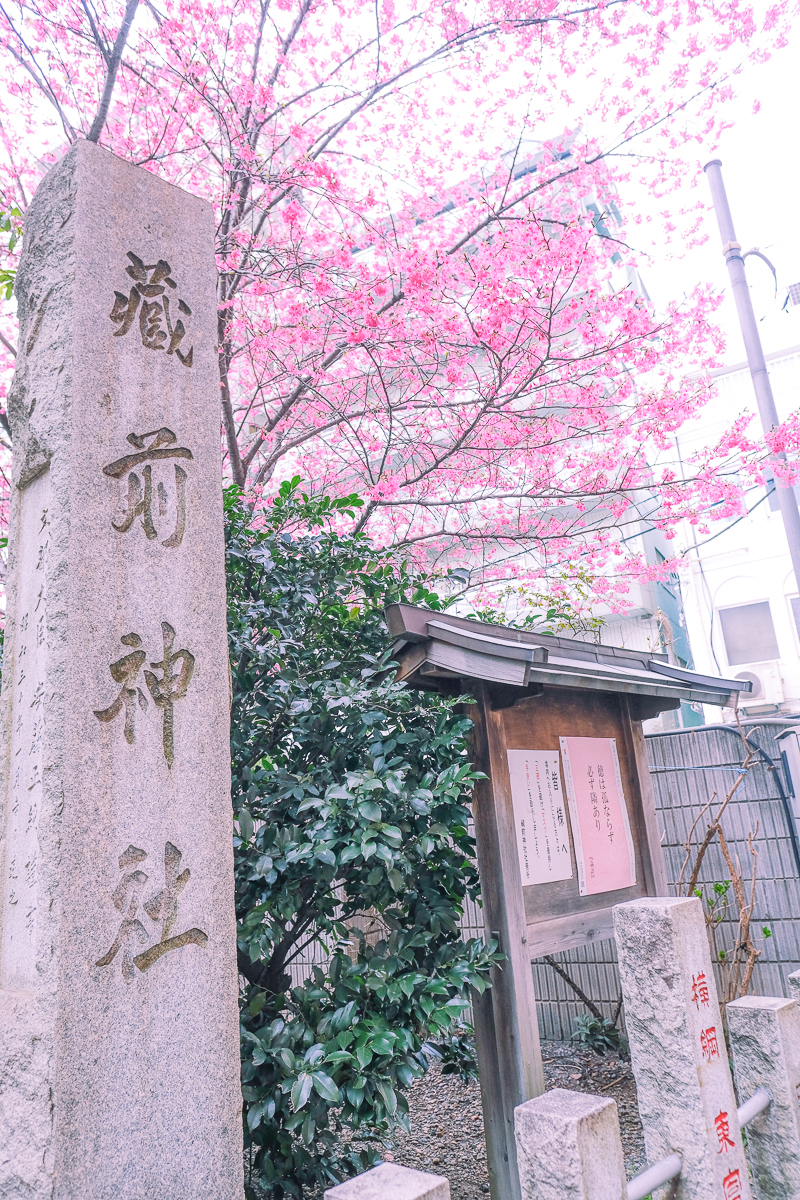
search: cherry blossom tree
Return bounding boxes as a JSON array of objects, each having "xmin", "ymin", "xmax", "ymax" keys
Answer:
[{"xmin": 0, "ymin": 0, "xmax": 792, "ymax": 594}]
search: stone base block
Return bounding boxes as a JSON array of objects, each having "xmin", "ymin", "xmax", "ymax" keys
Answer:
[
  {"xmin": 514, "ymin": 1088, "xmax": 626, "ymax": 1200},
  {"xmin": 324, "ymin": 1163, "xmax": 450, "ymax": 1200}
]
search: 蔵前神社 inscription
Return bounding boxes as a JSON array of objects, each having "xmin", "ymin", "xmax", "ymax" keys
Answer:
[
  {"xmin": 110, "ymin": 252, "xmax": 194, "ymax": 366},
  {"xmin": 94, "ymin": 621, "xmax": 195, "ymax": 766},
  {"xmin": 0, "ymin": 139, "xmax": 242, "ymax": 1200},
  {"xmin": 1, "ymin": 471, "xmax": 50, "ymax": 991},
  {"xmin": 103, "ymin": 427, "xmax": 193, "ymax": 547},
  {"xmin": 560, "ymin": 736, "xmax": 636, "ymax": 896},
  {"xmin": 507, "ymin": 749, "xmax": 572, "ymax": 887},
  {"xmin": 95, "ymin": 842, "xmax": 207, "ymax": 984}
]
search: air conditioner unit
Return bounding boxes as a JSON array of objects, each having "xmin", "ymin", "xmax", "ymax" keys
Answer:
[{"xmin": 733, "ymin": 662, "xmax": 784, "ymax": 707}]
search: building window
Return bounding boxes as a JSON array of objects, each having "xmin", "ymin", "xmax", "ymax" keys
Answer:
[
  {"xmin": 790, "ymin": 597, "xmax": 800, "ymax": 643},
  {"xmin": 718, "ymin": 601, "xmax": 779, "ymax": 666}
]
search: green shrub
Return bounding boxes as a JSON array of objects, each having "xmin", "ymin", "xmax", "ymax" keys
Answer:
[
  {"xmin": 227, "ymin": 481, "xmax": 498, "ymax": 1199},
  {"xmin": 570, "ymin": 1013, "xmax": 628, "ymax": 1058}
]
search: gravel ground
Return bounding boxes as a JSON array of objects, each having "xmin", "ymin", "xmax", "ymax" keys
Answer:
[{"xmin": 381, "ymin": 1043, "xmax": 646, "ymax": 1200}]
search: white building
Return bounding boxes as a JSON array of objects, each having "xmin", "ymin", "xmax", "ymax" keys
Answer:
[{"xmin": 675, "ymin": 325, "xmax": 800, "ymax": 721}]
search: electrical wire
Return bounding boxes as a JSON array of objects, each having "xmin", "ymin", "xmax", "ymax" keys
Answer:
[{"xmin": 679, "ymin": 489, "xmax": 772, "ymax": 557}]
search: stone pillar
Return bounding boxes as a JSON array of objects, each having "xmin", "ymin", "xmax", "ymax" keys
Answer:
[
  {"xmin": 613, "ymin": 897, "xmax": 752, "ymax": 1200},
  {"xmin": 324, "ymin": 1163, "xmax": 450, "ymax": 1200},
  {"xmin": 728, "ymin": 996, "xmax": 800, "ymax": 1198},
  {"xmin": 0, "ymin": 141, "xmax": 243, "ymax": 1200},
  {"xmin": 514, "ymin": 1089, "xmax": 626, "ymax": 1200}
]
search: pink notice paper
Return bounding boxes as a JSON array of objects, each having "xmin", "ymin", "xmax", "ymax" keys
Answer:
[{"xmin": 558, "ymin": 736, "xmax": 636, "ymax": 896}]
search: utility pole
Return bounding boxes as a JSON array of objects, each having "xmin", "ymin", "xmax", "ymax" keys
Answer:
[{"xmin": 704, "ymin": 159, "xmax": 800, "ymax": 590}]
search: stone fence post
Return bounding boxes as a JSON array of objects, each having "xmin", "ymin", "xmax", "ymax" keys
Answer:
[
  {"xmin": 514, "ymin": 1088, "xmax": 626, "ymax": 1200},
  {"xmin": 325, "ymin": 1163, "xmax": 449, "ymax": 1200},
  {"xmin": 613, "ymin": 896, "xmax": 752, "ymax": 1200},
  {"xmin": 728, "ymin": 995, "xmax": 800, "ymax": 1198}
]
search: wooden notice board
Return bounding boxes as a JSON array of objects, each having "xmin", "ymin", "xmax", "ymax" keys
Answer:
[
  {"xmin": 385, "ymin": 602, "xmax": 744, "ymax": 1200},
  {"xmin": 489, "ymin": 685, "xmax": 667, "ymax": 959}
]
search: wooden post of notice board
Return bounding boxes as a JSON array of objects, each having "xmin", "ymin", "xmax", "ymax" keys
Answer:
[{"xmin": 469, "ymin": 683, "xmax": 544, "ymax": 1200}]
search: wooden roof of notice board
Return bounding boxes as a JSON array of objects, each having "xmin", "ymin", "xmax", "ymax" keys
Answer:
[{"xmin": 385, "ymin": 603, "xmax": 750, "ymax": 711}]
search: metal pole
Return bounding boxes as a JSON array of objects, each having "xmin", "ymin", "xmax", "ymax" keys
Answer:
[
  {"xmin": 626, "ymin": 1090, "xmax": 771, "ymax": 1200},
  {"xmin": 704, "ymin": 159, "xmax": 800, "ymax": 590}
]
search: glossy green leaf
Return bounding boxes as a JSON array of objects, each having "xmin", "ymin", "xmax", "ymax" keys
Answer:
[{"xmin": 291, "ymin": 1073, "xmax": 314, "ymax": 1111}]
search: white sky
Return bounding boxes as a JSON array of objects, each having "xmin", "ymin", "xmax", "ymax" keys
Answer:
[{"xmin": 623, "ymin": 44, "xmax": 800, "ymax": 364}]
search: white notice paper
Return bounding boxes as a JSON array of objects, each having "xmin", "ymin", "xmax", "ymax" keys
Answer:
[{"xmin": 507, "ymin": 749, "xmax": 573, "ymax": 887}]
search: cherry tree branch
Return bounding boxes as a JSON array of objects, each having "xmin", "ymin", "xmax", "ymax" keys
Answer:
[
  {"xmin": 0, "ymin": 11, "xmax": 78, "ymax": 142},
  {"xmin": 86, "ymin": 0, "xmax": 141, "ymax": 142}
]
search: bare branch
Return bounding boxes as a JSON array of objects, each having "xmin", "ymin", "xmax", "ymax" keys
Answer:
[
  {"xmin": 0, "ymin": 14, "xmax": 78, "ymax": 143},
  {"xmin": 87, "ymin": 0, "xmax": 141, "ymax": 143},
  {"xmin": 543, "ymin": 954, "xmax": 605, "ymax": 1021}
]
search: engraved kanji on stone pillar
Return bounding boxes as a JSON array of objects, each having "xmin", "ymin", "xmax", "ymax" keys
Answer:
[
  {"xmin": 93, "ymin": 622, "xmax": 195, "ymax": 765},
  {"xmin": 110, "ymin": 252, "xmax": 194, "ymax": 365},
  {"xmin": 0, "ymin": 140, "xmax": 242, "ymax": 1200},
  {"xmin": 95, "ymin": 842, "xmax": 208, "ymax": 982},
  {"xmin": 102, "ymin": 427, "xmax": 193, "ymax": 547}
]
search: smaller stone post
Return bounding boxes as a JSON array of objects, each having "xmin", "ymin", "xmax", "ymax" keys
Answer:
[
  {"xmin": 728, "ymin": 995, "xmax": 800, "ymax": 1198},
  {"xmin": 613, "ymin": 896, "xmax": 752, "ymax": 1200},
  {"xmin": 514, "ymin": 1089, "xmax": 626, "ymax": 1200},
  {"xmin": 324, "ymin": 1164, "xmax": 449, "ymax": 1200},
  {"xmin": 788, "ymin": 969, "xmax": 800, "ymax": 1003}
]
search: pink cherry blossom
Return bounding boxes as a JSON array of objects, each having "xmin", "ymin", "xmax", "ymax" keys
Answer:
[{"xmin": 0, "ymin": 0, "xmax": 795, "ymax": 605}]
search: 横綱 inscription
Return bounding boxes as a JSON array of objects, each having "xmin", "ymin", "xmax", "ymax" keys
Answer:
[
  {"xmin": 103, "ymin": 427, "xmax": 193, "ymax": 547},
  {"xmin": 95, "ymin": 841, "xmax": 207, "ymax": 984},
  {"xmin": 110, "ymin": 252, "xmax": 194, "ymax": 366},
  {"xmin": 94, "ymin": 622, "xmax": 195, "ymax": 765}
]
